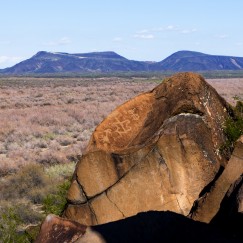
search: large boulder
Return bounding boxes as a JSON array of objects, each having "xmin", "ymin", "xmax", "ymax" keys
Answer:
[{"xmin": 64, "ymin": 72, "xmax": 231, "ymax": 225}]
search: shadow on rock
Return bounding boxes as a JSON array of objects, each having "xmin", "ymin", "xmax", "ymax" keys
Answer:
[{"xmin": 89, "ymin": 211, "xmax": 242, "ymax": 243}]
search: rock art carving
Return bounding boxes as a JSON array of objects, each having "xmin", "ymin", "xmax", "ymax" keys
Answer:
[{"xmin": 92, "ymin": 93, "xmax": 154, "ymax": 152}]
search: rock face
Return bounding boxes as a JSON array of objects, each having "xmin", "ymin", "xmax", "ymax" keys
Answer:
[
  {"xmin": 190, "ymin": 136, "xmax": 243, "ymax": 223},
  {"xmin": 63, "ymin": 72, "xmax": 231, "ymax": 226}
]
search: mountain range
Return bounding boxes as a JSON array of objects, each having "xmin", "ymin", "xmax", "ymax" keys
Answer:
[{"xmin": 1, "ymin": 50, "xmax": 243, "ymax": 74}]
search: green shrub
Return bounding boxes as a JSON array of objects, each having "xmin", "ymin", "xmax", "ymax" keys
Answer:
[
  {"xmin": 25, "ymin": 225, "xmax": 40, "ymax": 243},
  {"xmin": 224, "ymin": 117, "xmax": 243, "ymax": 145},
  {"xmin": 235, "ymin": 100, "xmax": 243, "ymax": 118},
  {"xmin": 0, "ymin": 207, "xmax": 31, "ymax": 243},
  {"xmin": 0, "ymin": 162, "xmax": 74, "ymax": 241},
  {"xmin": 42, "ymin": 180, "xmax": 71, "ymax": 215},
  {"xmin": 221, "ymin": 102, "xmax": 243, "ymax": 157}
]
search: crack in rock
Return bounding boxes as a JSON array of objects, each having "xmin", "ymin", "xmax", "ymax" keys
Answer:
[
  {"xmin": 88, "ymin": 202, "xmax": 98, "ymax": 224},
  {"xmin": 105, "ymin": 191, "xmax": 126, "ymax": 218}
]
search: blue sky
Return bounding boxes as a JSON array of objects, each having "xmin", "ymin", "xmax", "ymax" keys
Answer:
[{"xmin": 1, "ymin": 0, "xmax": 243, "ymax": 68}]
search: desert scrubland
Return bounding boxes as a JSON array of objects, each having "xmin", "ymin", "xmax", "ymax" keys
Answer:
[
  {"xmin": 0, "ymin": 77, "xmax": 242, "ymax": 175},
  {"xmin": 0, "ymin": 76, "xmax": 242, "ymax": 240},
  {"xmin": 0, "ymin": 77, "xmax": 159, "ymax": 175}
]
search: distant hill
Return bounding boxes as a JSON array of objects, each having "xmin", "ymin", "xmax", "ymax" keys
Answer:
[
  {"xmin": 152, "ymin": 51, "xmax": 243, "ymax": 71},
  {"xmin": 1, "ymin": 50, "xmax": 243, "ymax": 74},
  {"xmin": 0, "ymin": 51, "xmax": 149, "ymax": 74}
]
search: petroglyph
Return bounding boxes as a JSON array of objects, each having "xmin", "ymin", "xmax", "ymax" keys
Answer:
[
  {"xmin": 97, "ymin": 128, "xmax": 112, "ymax": 148},
  {"xmin": 112, "ymin": 117, "xmax": 132, "ymax": 134},
  {"xmin": 128, "ymin": 108, "xmax": 140, "ymax": 121},
  {"xmin": 94, "ymin": 93, "xmax": 154, "ymax": 152}
]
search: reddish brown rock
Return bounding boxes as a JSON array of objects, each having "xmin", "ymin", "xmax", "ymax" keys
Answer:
[
  {"xmin": 64, "ymin": 72, "xmax": 231, "ymax": 225},
  {"xmin": 34, "ymin": 214, "xmax": 87, "ymax": 243}
]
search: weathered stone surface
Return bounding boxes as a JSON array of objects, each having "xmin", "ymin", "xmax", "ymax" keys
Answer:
[
  {"xmin": 76, "ymin": 151, "xmax": 119, "ymax": 198},
  {"xmin": 67, "ymin": 179, "xmax": 87, "ymax": 204},
  {"xmin": 157, "ymin": 114, "xmax": 221, "ymax": 214},
  {"xmin": 64, "ymin": 72, "xmax": 231, "ymax": 225},
  {"xmin": 64, "ymin": 204, "xmax": 97, "ymax": 225},
  {"xmin": 34, "ymin": 214, "xmax": 87, "ymax": 243},
  {"xmin": 190, "ymin": 136, "xmax": 243, "ymax": 223},
  {"xmin": 90, "ymin": 192, "xmax": 125, "ymax": 224}
]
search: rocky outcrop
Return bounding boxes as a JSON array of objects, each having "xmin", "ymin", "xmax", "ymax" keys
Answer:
[{"xmin": 63, "ymin": 72, "xmax": 231, "ymax": 225}]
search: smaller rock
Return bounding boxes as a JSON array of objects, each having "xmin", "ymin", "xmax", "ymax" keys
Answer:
[{"xmin": 34, "ymin": 214, "xmax": 87, "ymax": 243}]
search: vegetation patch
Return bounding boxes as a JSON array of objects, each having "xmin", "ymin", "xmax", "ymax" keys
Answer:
[
  {"xmin": 221, "ymin": 101, "xmax": 243, "ymax": 157},
  {"xmin": 0, "ymin": 205, "xmax": 32, "ymax": 242},
  {"xmin": 0, "ymin": 162, "xmax": 75, "ymax": 242},
  {"xmin": 43, "ymin": 180, "xmax": 71, "ymax": 215},
  {"xmin": 0, "ymin": 77, "xmax": 157, "ymax": 175}
]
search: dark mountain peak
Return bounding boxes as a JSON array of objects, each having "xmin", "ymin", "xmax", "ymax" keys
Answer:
[
  {"xmin": 32, "ymin": 51, "xmax": 53, "ymax": 58},
  {"xmin": 153, "ymin": 50, "xmax": 243, "ymax": 71},
  {"xmin": 34, "ymin": 51, "xmax": 49, "ymax": 56}
]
